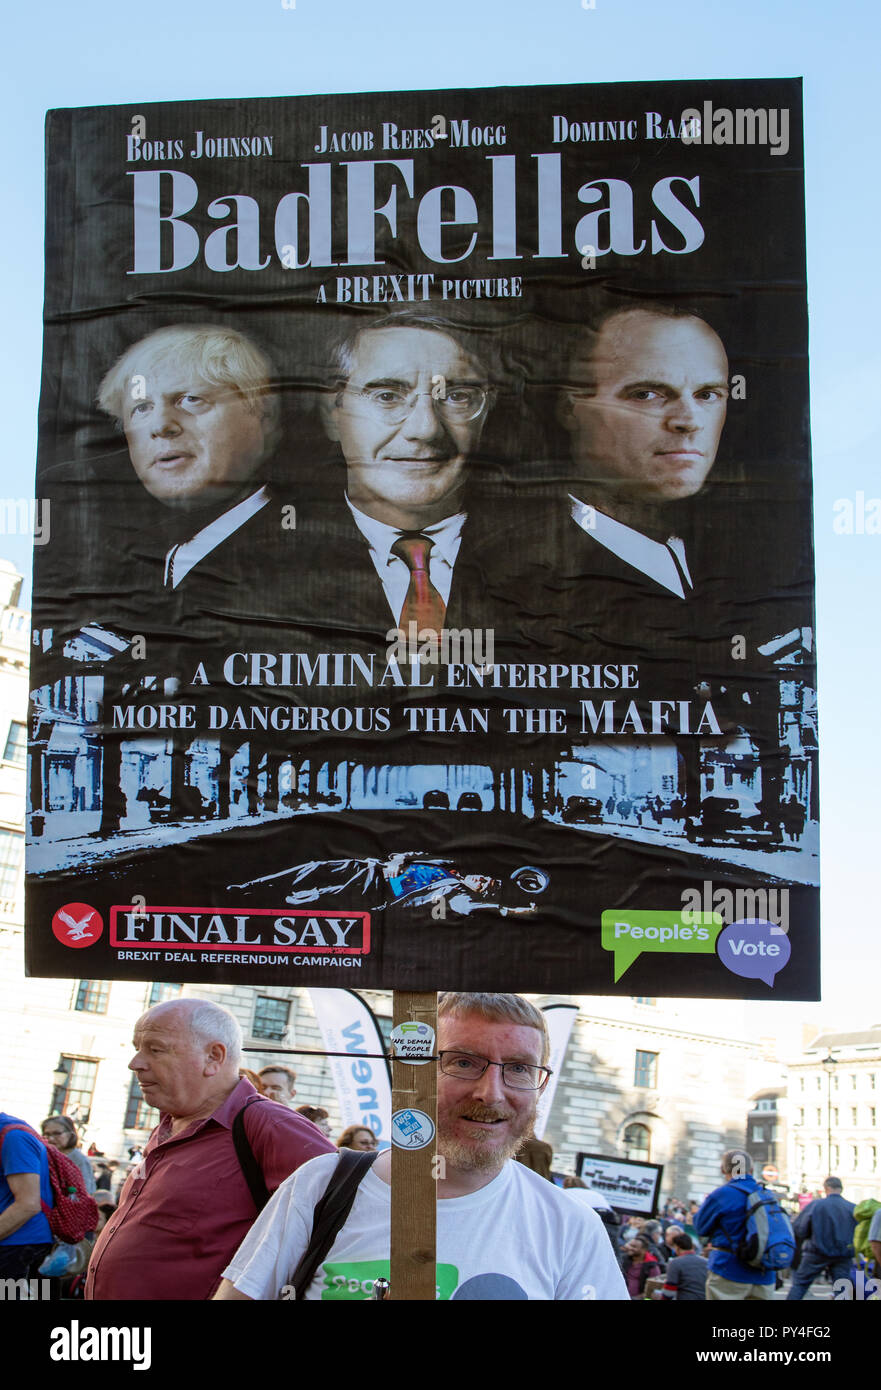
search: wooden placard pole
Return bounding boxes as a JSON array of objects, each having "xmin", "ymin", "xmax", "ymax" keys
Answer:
[{"xmin": 389, "ymin": 990, "xmax": 438, "ymax": 1300}]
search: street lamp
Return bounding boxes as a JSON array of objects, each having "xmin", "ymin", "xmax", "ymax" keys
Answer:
[
  {"xmin": 821, "ymin": 1053, "xmax": 838, "ymax": 1176},
  {"xmin": 51, "ymin": 1058, "xmax": 71, "ymax": 1115}
]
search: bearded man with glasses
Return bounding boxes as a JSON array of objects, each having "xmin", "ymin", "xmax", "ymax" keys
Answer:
[{"xmin": 215, "ymin": 993, "xmax": 628, "ymax": 1301}]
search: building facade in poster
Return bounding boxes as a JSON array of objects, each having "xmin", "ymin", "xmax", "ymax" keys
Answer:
[{"xmin": 27, "ymin": 79, "xmax": 818, "ymax": 997}]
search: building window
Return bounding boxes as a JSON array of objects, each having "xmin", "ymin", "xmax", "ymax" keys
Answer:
[
  {"xmin": 831, "ymin": 1107, "xmax": 839, "ymax": 1126},
  {"xmin": 147, "ymin": 982, "xmax": 183, "ymax": 1007},
  {"xmin": 816, "ymin": 1075, "xmax": 822, "ymax": 1091},
  {"xmin": 870, "ymin": 1108, "xmax": 877, "ymax": 1128},
  {"xmin": 870, "ymin": 1147, "xmax": 877, "ymax": 1173},
  {"xmin": 252, "ymin": 996, "xmax": 290, "ymax": 1041},
  {"xmin": 73, "ymin": 980, "xmax": 110, "ymax": 1014},
  {"xmin": 3, "ymin": 721, "xmax": 26, "ymax": 766},
  {"xmin": 51, "ymin": 1056, "xmax": 98, "ymax": 1123},
  {"xmin": 634, "ymin": 1051, "xmax": 658, "ymax": 1088},
  {"xmin": 124, "ymin": 1072, "xmax": 159, "ymax": 1130},
  {"xmin": 0, "ymin": 830, "xmax": 23, "ymax": 898},
  {"xmin": 870, "ymin": 1074, "xmax": 877, "ymax": 1091},
  {"xmin": 623, "ymin": 1123, "xmax": 651, "ymax": 1161},
  {"xmin": 851, "ymin": 1107, "xmax": 858, "ymax": 1125},
  {"xmin": 851, "ymin": 1074, "xmax": 858, "ymax": 1089},
  {"xmin": 753, "ymin": 1125, "xmax": 764, "ymax": 1143},
  {"xmin": 816, "ymin": 1109, "xmax": 823, "ymax": 1125},
  {"xmin": 831, "ymin": 1143, "xmax": 840, "ymax": 1168},
  {"xmin": 833, "ymin": 1074, "xmax": 840, "ymax": 1091},
  {"xmin": 798, "ymin": 1108, "xmax": 805, "ymax": 1125},
  {"xmin": 799, "ymin": 1076, "xmax": 805, "ymax": 1092},
  {"xmin": 850, "ymin": 1145, "xmax": 859, "ymax": 1170}
]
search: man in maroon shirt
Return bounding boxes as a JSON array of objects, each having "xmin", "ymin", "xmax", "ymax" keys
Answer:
[{"xmin": 86, "ymin": 998, "xmax": 333, "ymax": 1300}]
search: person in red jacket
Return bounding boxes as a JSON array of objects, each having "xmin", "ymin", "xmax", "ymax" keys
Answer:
[
  {"xmin": 619, "ymin": 1234, "xmax": 661, "ymax": 1299},
  {"xmin": 85, "ymin": 998, "xmax": 333, "ymax": 1300}
]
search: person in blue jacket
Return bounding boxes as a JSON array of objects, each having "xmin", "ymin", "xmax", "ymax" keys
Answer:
[
  {"xmin": 694, "ymin": 1149, "xmax": 775, "ymax": 1300},
  {"xmin": 787, "ymin": 1176, "xmax": 856, "ymax": 1300},
  {"xmin": 0, "ymin": 1111, "xmax": 53, "ymax": 1284}
]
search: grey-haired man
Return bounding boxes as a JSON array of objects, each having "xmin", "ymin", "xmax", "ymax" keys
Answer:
[{"xmin": 86, "ymin": 998, "xmax": 333, "ymax": 1300}]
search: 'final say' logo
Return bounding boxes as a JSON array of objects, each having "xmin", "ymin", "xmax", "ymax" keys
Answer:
[{"xmin": 52, "ymin": 903, "xmax": 103, "ymax": 948}]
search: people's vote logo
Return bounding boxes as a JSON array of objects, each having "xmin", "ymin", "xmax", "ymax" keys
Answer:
[
  {"xmin": 717, "ymin": 918, "xmax": 791, "ymax": 987},
  {"xmin": 52, "ymin": 902, "xmax": 103, "ymax": 948}
]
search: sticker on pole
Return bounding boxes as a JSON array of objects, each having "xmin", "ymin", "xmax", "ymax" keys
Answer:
[
  {"xmin": 390, "ymin": 1021, "xmax": 435, "ymax": 1064},
  {"xmin": 391, "ymin": 1108, "xmax": 435, "ymax": 1149}
]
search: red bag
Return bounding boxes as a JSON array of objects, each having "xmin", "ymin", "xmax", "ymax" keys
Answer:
[{"xmin": 0, "ymin": 1123, "xmax": 99, "ymax": 1242}]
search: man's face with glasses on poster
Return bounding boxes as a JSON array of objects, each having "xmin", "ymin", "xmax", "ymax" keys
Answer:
[
  {"xmin": 322, "ymin": 324, "xmax": 491, "ymax": 532},
  {"xmin": 435, "ymin": 1011, "xmax": 551, "ymax": 1176}
]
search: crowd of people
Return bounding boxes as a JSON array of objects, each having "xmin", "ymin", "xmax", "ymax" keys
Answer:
[
  {"xmin": 545, "ymin": 1154, "xmax": 877, "ymax": 1302},
  {"xmin": 2, "ymin": 998, "xmax": 877, "ymax": 1301}
]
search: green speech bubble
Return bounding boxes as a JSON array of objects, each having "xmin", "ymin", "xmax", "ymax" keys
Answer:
[{"xmin": 602, "ymin": 910, "xmax": 724, "ymax": 982}]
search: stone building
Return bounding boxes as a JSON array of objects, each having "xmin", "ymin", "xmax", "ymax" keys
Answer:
[
  {"xmin": 745, "ymin": 1084, "xmax": 788, "ymax": 1184},
  {"xmin": 787, "ymin": 1026, "xmax": 881, "ymax": 1204},
  {"xmin": 539, "ymin": 994, "xmax": 760, "ymax": 1202}
]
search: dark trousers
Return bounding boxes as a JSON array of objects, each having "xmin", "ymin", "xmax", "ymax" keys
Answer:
[
  {"xmin": 0, "ymin": 1241, "xmax": 53, "ymax": 1289},
  {"xmin": 786, "ymin": 1249, "xmax": 853, "ymax": 1300}
]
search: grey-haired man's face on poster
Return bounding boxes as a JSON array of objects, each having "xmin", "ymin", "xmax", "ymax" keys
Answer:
[{"xmin": 323, "ymin": 326, "xmax": 489, "ymax": 529}]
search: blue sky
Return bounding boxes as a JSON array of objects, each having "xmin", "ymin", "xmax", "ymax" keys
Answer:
[{"xmin": 2, "ymin": 0, "xmax": 878, "ymax": 1035}]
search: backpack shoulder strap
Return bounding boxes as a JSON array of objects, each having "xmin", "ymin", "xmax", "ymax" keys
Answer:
[
  {"xmin": 0, "ymin": 1121, "xmax": 39, "ymax": 1154},
  {"xmin": 0, "ymin": 1121, "xmax": 48, "ymax": 1184},
  {"xmin": 291, "ymin": 1149, "xmax": 378, "ymax": 1300},
  {"xmin": 232, "ymin": 1095, "xmax": 271, "ymax": 1213}
]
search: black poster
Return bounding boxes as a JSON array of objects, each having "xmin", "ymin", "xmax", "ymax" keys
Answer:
[{"xmin": 26, "ymin": 79, "xmax": 818, "ymax": 997}]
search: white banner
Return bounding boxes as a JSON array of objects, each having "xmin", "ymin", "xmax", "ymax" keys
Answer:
[
  {"xmin": 308, "ymin": 988, "xmax": 392, "ymax": 1147},
  {"xmin": 535, "ymin": 1003, "xmax": 578, "ymax": 1140}
]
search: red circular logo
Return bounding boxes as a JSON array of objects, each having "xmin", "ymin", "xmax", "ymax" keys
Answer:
[{"xmin": 52, "ymin": 902, "xmax": 103, "ymax": 948}]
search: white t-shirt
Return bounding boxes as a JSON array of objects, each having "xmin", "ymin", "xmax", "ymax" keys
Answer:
[{"xmin": 224, "ymin": 1152, "xmax": 629, "ymax": 1301}]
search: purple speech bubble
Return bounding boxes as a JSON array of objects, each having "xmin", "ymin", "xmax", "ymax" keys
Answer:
[{"xmin": 717, "ymin": 918, "xmax": 791, "ymax": 988}]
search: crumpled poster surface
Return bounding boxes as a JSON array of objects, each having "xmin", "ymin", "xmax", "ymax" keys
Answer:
[{"xmin": 26, "ymin": 78, "xmax": 818, "ymax": 997}]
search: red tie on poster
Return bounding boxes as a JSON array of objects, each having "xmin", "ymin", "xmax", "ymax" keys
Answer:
[{"xmin": 391, "ymin": 534, "xmax": 447, "ymax": 630}]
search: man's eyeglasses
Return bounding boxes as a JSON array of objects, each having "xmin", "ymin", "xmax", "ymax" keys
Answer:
[
  {"xmin": 437, "ymin": 1051, "xmax": 551, "ymax": 1091},
  {"xmin": 349, "ymin": 383, "xmax": 488, "ymax": 425}
]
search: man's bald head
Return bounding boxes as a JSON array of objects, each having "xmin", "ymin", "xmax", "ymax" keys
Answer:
[
  {"xmin": 130, "ymin": 998, "xmax": 243, "ymax": 1127},
  {"xmin": 136, "ymin": 998, "xmax": 243, "ymax": 1065}
]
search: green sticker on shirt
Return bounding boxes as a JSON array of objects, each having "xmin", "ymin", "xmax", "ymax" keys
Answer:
[{"xmin": 321, "ymin": 1260, "xmax": 460, "ymax": 1300}]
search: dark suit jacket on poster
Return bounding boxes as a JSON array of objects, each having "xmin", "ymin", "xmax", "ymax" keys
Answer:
[
  {"xmin": 266, "ymin": 489, "xmax": 546, "ymax": 657},
  {"xmin": 507, "ymin": 497, "xmax": 704, "ymax": 699}
]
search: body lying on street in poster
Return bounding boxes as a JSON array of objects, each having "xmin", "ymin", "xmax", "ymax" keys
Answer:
[{"xmin": 27, "ymin": 78, "xmax": 819, "ymax": 997}]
